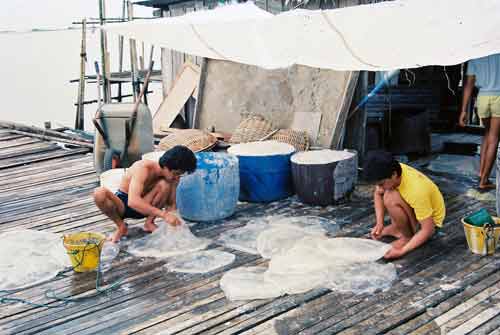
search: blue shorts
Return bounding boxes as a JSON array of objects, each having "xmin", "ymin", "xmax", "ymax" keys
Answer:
[{"xmin": 115, "ymin": 190, "xmax": 146, "ymax": 219}]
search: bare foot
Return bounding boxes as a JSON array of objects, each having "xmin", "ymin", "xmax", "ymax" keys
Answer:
[
  {"xmin": 478, "ymin": 182, "xmax": 495, "ymax": 190},
  {"xmin": 378, "ymin": 224, "xmax": 404, "ymax": 239},
  {"xmin": 391, "ymin": 237, "xmax": 410, "ymax": 249},
  {"xmin": 108, "ymin": 224, "xmax": 128, "ymax": 243},
  {"xmin": 143, "ymin": 220, "xmax": 158, "ymax": 233}
]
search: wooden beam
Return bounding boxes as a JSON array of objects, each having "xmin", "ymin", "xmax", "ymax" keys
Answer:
[
  {"xmin": 75, "ymin": 18, "xmax": 87, "ymax": 130},
  {"xmin": 0, "ymin": 121, "xmax": 93, "ymax": 143}
]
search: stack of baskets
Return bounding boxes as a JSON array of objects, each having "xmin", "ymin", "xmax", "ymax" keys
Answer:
[
  {"xmin": 158, "ymin": 129, "xmax": 217, "ymax": 153},
  {"xmin": 270, "ymin": 129, "xmax": 309, "ymax": 152},
  {"xmin": 230, "ymin": 115, "xmax": 309, "ymax": 151},
  {"xmin": 229, "ymin": 115, "xmax": 275, "ymax": 144}
]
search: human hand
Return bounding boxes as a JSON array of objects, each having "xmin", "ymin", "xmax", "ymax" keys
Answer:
[
  {"xmin": 458, "ymin": 111, "xmax": 466, "ymax": 127},
  {"xmin": 162, "ymin": 211, "xmax": 181, "ymax": 226},
  {"xmin": 384, "ymin": 246, "xmax": 405, "ymax": 260},
  {"xmin": 371, "ymin": 224, "xmax": 384, "ymax": 240}
]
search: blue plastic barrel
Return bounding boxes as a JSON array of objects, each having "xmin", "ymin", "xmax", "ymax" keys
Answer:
[
  {"xmin": 228, "ymin": 141, "xmax": 295, "ymax": 202},
  {"xmin": 177, "ymin": 152, "xmax": 239, "ymax": 221}
]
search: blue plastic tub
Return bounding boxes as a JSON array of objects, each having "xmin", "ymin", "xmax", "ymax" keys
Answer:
[
  {"xmin": 177, "ymin": 152, "xmax": 239, "ymax": 221},
  {"xmin": 228, "ymin": 141, "xmax": 295, "ymax": 202}
]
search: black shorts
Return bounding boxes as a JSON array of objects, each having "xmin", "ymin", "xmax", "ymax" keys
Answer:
[{"xmin": 115, "ymin": 190, "xmax": 146, "ymax": 219}]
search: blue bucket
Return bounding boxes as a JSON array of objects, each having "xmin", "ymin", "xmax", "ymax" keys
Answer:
[
  {"xmin": 228, "ymin": 141, "xmax": 295, "ymax": 202},
  {"xmin": 177, "ymin": 152, "xmax": 239, "ymax": 221}
]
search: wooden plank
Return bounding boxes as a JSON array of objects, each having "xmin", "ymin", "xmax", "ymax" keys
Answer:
[
  {"xmin": 0, "ymin": 143, "xmax": 58, "ymax": 160},
  {"xmin": 330, "ymin": 71, "xmax": 359, "ymax": 149},
  {"xmin": 0, "ymin": 210, "xmax": 270, "ymax": 330},
  {"xmin": 154, "ymin": 199, "xmax": 480, "ymax": 335},
  {"xmin": 0, "ymin": 175, "xmax": 98, "ymax": 205},
  {"xmin": 0, "ymin": 166, "xmax": 95, "ymax": 192},
  {"xmin": 192, "ymin": 58, "xmax": 207, "ymax": 129},
  {"xmin": 0, "ymin": 200, "xmax": 95, "ymax": 226},
  {"xmin": 0, "ymin": 155, "xmax": 91, "ymax": 180},
  {"xmin": 0, "ymin": 147, "xmax": 89, "ymax": 170},
  {"xmin": 0, "ymin": 185, "xmax": 93, "ymax": 215},
  {"xmin": 0, "ymin": 121, "xmax": 92, "ymax": 144},
  {"xmin": 0, "ymin": 254, "xmax": 166, "ymax": 323},
  {"xmin": 0, "ymin": 175, "xmax": 95, "ymax": 206},
  {"xmin": 248, "ymin": 199, "xmax": 482, "ymax": 335},
  {"xmin": 8, "ymin": 253, "xmax": 260, "ymax": 335},
  {"xmin": 0, "ymin": 184, "xmax": 96, "ymax": 216},
  {"xmin": 331, "ymin": 257, "xmax": 500, "ymax": 335},
  {"xmin": 153, "ymin": 62, "xmax": 200, "ymax": 133},
  {"xmin": 0, "ymin": 130, "xmax": 497, "ymax": 335},
  {"xmin": 465, "ymin": 314, "xmax": 500, "ymax": 335},
  {"xmin": 437, "ymin": 290, "xmax": 500, "ymax": 335},
  {"xmin": 6, "ymin": 129, "xmax": 93, "ymax": 149},
  {"xmin": 0, "ymin": 134, "xmax": 26, "ymax": 141},
  {"xmin": 445, "ymin": 301, "xmax": 500, "ymax": 335},
  {"xmin": 0, "ymin": 137, "xmax": 40, "ymax": 150},
  {"xmin": 402, "ymin": 276, "xmax": 500, "ymax": 334},
  {"xmin": 211, "ymin": 242, "xmax": 481, "ymax": 335},
  {"xmin": 59, "ymin": 259, "xmax": 262, "ymax": 335},
  {"xmin": 387, "ymin": 270, "xmax": 500, "ymax": 334},
  {"xmin": 0, "ymin": 165, "xmax": 94, "ymax": 192}
]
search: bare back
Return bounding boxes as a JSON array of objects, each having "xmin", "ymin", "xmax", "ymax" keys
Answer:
[{"xmin": 119, "ymin": 160, "xmax": 166, "ymax": 196}]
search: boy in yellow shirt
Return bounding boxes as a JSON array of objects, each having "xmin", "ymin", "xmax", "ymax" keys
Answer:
[{"xmin": 363, "ymin": 151, "xmax": 446, "ymax": 259}]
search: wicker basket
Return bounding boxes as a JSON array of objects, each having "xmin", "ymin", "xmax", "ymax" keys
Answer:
[
  {"xmin": 229, "ymin": 115, "xmax": 275, "ymax": 144},
  {"xmin": 158, "ymin": 129, "xmax": 217, "ymax": 152},
  {"xmin": 270, "ymin": 129, "xmax": 310, "ymax": 151}
]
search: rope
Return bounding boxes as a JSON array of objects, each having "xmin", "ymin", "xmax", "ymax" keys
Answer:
[
  {"xmin": 184, "ymin": 19, "xmax": 228, "ymax": 61},
  {"xmin": 320, "ymin": 11, "xmax": 381, "ymax": 69},
  {"xmin": 0, "ymin": 239, "xmax": 123, "ymax": 309},
  {"xmin": 443, "ymin": 66, "xmax": 456, "ymax": 96}
]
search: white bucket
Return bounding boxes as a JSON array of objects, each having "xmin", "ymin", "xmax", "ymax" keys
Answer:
[{"xmin": 100, "ymin": 168, "xmax": 126, "ymax": 193}]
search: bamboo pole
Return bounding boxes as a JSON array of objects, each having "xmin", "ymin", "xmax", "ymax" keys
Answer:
[
  {"xmin": 7, "ymin": 130, "xmax": 93, "ymax": 149},
  {"xmin": 140, "ymin": 42, "xmax": 145, "ymax": 70},
  {"xmin": 117, "ymin": 0, "xmax": 126, "ymax": 102},
  {"xmin": 0, "ymin": 121, "xmax": 93, "ymax": 143},
  {"xmin": 127, "ymin": 1, "xmax": 139, "ymax": 101},
  {"xmin": 75, "ymin": 18, "xmax": 87, "ymax": 130},
  {"xmin": 149, "ymin": 45, "xmax": 155, "ymax": 68},
  {"xmin": 143, "ymin": 45, "xmax": 155, "ymax": 105},
  {"xmin": 99, "ymin": 0, "xmax": 111, "ymax": 102}
]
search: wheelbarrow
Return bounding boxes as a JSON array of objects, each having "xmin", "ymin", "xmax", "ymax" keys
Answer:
[{"xmin": 93, "ymin": 62, "xmax": 154, "ymax": 175}]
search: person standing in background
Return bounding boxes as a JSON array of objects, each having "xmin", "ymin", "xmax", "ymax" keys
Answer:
[{"xmin": 459, "ymin": 53, "xmax": 500, "ymax": 190}]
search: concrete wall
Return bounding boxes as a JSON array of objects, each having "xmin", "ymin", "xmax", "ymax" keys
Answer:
[{"xmin": 197, "ymin": 59, "xmax": 355, "ymax": 147}]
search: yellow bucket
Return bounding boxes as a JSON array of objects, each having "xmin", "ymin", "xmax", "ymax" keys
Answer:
[
  {"xmin": 462, "ymin": 217, "xmax": 500, "ymax": 256},
  {"xmin": 63, "ymin": 232, "xmax": 106, "ymax": 272}
]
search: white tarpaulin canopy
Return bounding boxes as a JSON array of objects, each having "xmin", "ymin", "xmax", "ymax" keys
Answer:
[{"xmin": 104, "ymin": 0, "xmax": 500, "ymax": 71}]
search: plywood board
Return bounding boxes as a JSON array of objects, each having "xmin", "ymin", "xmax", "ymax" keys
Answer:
[
  {"xmin": 153, "ymin": 62, "xmax": 200, "ymax": 133},
  {"xmin": 195, "ymin": 59, "xmax": 357, "ymax": 148}
]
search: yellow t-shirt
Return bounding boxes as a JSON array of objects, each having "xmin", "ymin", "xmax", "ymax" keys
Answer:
[{"xmin": 397, "ymin": 164, "xmax": 446, "ymax": 227}]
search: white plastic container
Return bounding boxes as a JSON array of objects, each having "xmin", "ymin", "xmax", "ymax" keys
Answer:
[{"xmin": 99, "ymin": 168, "xmax": 126, "ymax": 193}]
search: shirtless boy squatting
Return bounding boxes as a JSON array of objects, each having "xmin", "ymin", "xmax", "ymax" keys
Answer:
[{"xmin": 93, "ymin": 145, "xmax": 197, "ymax": 243}]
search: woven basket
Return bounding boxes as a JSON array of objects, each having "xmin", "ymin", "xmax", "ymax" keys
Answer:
[
  {"xmin": 270, "ymin": 129, "xmax": 310, "ymax": 151},
  {"xmin": 229, "ymin": 115, "xmax": 275, "ymax": 144},
  {"xmin": 158, "ymin": 129, "xmax": 217, "ymax": 152}
]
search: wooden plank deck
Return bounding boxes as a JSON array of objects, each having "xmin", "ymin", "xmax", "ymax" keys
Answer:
[{"xmin": 0, "ymin": 130, "xmax": 499, "ymax": 335}]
